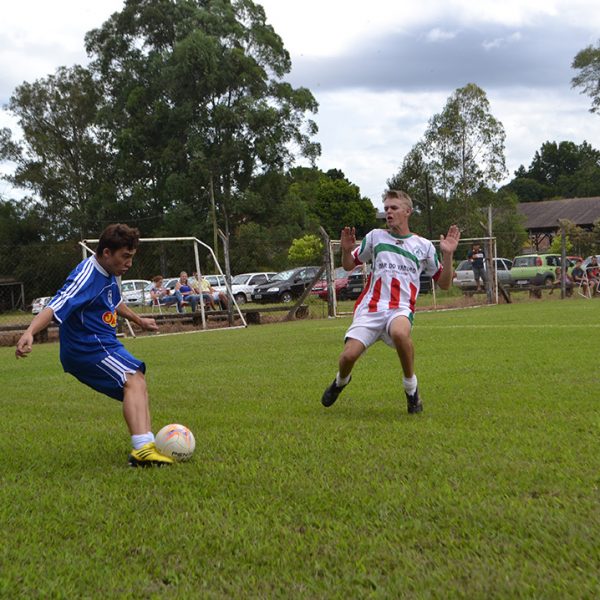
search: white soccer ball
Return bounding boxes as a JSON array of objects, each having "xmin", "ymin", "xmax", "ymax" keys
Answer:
[{"xmin": 155, "ymin": 424, "xmax": 196, "ymax": 462}]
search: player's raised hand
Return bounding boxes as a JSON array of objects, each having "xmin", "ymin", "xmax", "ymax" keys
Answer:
[
  {"xmin": 340, "ymin": 227, "xmax": 356, "ymax": 252},
  {"xmin": 439, "ymin": 224, "xmax": 461, "ymax": 255}
]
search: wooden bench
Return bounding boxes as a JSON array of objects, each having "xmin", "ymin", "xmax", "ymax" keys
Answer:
[
  {"xmin": 500, "ymin": 283, "xmax": 574, "ymax": 302},
  {"xmin": 137, "ymin": 304, "xmax": 309, "ymax": 326}
]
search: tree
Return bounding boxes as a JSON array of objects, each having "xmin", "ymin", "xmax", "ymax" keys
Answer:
[
  {"xmin": 1, "ymin": 66, "xmax": 113, "ymax": 240},
  {"xmin": 284, "ymin": 167, "xmax": 376, "ymax": 238},
  {"xmin": 84, "ymin": 0, "xmax": 320, "ymax": 238},
  {"xmin": 288, "ymin": 234, "xmax": 322, "ymax": 266},
  {"xmin": 422, "ymin": 83, "xmax": 507, "ymax": 214},
  {"xmin": 387, "ymin": 84, "xmax": 507, "ymax": 238},
  {"xmin": 572, "ymin": 40, "xmax": 600, "ymax": 114},
  {"xmin": 503, "ymin": 140, "xmax": 600, "ymax": 201}
]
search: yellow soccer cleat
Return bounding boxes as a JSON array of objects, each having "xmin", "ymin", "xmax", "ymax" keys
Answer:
[{"xmin": 128, "ymin": 442, "xmax": 174, "ymax": 468}]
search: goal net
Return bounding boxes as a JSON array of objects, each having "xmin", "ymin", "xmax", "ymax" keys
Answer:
[
  {"xmin": 328, "ymin": 235, "xmax": 499, "ymax": 317},
  {"xmin": 80, "ymin": 236, "xmax": 247, "ymax": 336}
]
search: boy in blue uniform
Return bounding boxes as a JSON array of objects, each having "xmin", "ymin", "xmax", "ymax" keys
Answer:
[{"xmin": 16, "ymin": 224, "xmax": 173, "ymax": 467}]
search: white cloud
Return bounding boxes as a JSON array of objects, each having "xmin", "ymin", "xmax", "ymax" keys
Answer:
[
  {"xmin": 425, "ymin": 28, "xmax": 457, "ymax": 42},
  {"xmin": 1, "ymin": 0, "xmax": 600, "ymax": 211},
  {"xmin": 482, "ymin": 32, "xmax": 522, "ymax": 51}
]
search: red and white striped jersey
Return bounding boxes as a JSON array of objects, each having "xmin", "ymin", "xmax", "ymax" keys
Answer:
[{"xmin": 352, "ymin": 229, "xmax": 442, "ymax": 316}]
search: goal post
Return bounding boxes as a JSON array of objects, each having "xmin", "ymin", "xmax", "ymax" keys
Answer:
[
  {"xmin": 80, "ymin": 236, "xmax": 247, "ymax": 335},
  {"xmin": 327, "ymin": 234, "xmax": 499, "ymax": 317}
]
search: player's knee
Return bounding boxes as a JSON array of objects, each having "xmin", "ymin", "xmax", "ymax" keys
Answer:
[
  {"xmin": 124, "ymin": 370, "xmax": 147, "ymax": 392},
  {"xmin": 340, "ymin": 346, "xmax": 360, "ymax": 365},
  {"xmin": 390, "ymin": 328, "xmax": 411, "ymax": 347}
]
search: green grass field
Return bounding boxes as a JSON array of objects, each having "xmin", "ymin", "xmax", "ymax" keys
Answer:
[{"xmin": 2, "ymin": 298, "xmax": 600, "ymax": 597}]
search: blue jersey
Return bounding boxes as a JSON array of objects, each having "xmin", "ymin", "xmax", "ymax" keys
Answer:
[{"xmin": 49, "ymin": 256, "xmax": 123, "ymax": 362}]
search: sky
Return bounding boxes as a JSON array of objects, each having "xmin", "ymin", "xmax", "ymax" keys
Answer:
[{"xmin": 1, "ymin": 0, "xmax": 600, "ymax": 208}]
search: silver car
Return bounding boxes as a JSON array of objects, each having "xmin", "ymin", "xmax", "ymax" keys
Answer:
[{"xmin": 453, "ymin": 258, "xmax": 513, "ymax": 290}]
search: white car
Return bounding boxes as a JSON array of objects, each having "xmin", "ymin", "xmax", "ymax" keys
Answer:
[
  {"xmin": 31, "ymin": 296, "xmax": 52, "ymax": 314},
  {"xmin": 215, "ymin": 272, "xmax": 276, "ymax": 304},
  {"xmin": 120, "ymin": 279, "xmax": 151, "ymax": 306},
  {"xmin": 452, "ymin": 258, "xmax": 513, "ymax": 290}
]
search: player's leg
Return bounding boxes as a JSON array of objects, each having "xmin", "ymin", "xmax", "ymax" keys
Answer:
[
  {"xmin": 66, "ymin": 348, "xmax": 173, "ymax": 466},
  {"xmin": 338, "ymin": 338, "xmax": 366, "ymax": 379},
  {"xmin": 388, "ymin": 315, "xmax": 422, "ymax": 414},
  {"xmin": 122, "ymin": 370, "xmax": 151, "ymax": 435},
  {"xmin": 123, "ymin": 370, "xmax": 173, "ymax": 467},
  {"xmin": 321, "ymin": 338, "xmax": 365, "ymax": 407}
]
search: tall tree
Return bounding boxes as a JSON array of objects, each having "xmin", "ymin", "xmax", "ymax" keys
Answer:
[
  {"xmin": 572, "ymin": 40, "xmax": 600, "ymax": 115},
  {"xmin": 1, "ymin": 66, "xmax": 112, "ymax": 240},
  {"xmin": 422, "ymin": 83, "xmax": 507, "ymax": 214},
  {"xmin": 84, "ymin": 0, "xmax": 320, "ymax": 237}
]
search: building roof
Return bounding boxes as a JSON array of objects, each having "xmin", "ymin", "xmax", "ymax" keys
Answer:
[{"xmin": 517, "ymin": 197, "xmax": 600, "ymax": 231}]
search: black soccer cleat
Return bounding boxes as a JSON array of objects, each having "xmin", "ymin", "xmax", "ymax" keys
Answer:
[
  {"xmin": 406, "ymin": 388, "xmax": 423, "ymax": 414},
  {"xmin": 321, "ymin": 377, "xmax": 351, "ymax": 407}
]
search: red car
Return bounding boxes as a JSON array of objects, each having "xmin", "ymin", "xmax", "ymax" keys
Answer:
[{"xmin": 311, "ymin": 267, "xmax": 352, "ymax": 300}]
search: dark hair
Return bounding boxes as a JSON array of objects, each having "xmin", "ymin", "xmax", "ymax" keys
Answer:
[{"xmin": 96, "ymin": 224, "xmax": 140, "ymax": 256}]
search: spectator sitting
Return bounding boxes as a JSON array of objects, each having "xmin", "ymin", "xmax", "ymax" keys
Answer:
[
  {"xmin": 549, "ymin": 266, "xmax": 573, "ymax": 296},
  {"xmin": 150, "ymin": 275, "xmax": 183, "ymax": 313},
  {"xmin": 194, "ymin": 273, "xmax": 228, "ymax": 310},
  {"xmin": 571, "ymin": 259, "xmax": 591, "ymax": 295},
  {"xmin": 175, "ymin": 271, "xmax": 201, "ymax": 312},
  {"xmin": 586, "ymin": 256, "xmax": 600, "ymax": 294}
]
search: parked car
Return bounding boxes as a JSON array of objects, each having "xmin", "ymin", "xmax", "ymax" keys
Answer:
[
  {"xmin": 582, "ymin": 255, "xmax": 600, "ymax": 271},
  {"xmin": 342, "ymin": 266, "xmax": 432, "ymax": 300},
  {"xmin": 311, "ymin": 267, "xmax": 352, "ymax": 301},
  {"xmin": 510, "ymin": 254, "xmax": 562, "ymax": 287},
  {"xmin": 203, "ymin": 274, "xmax": 226, "ymax": 287},
  {"xmin": 121, "ymin": 279, "xmax": 151, "ymax": 306},
  {"xmin": 31, "ymin": 296, "xmax": 52, "ymax": 314},
  {"xmin": 215, "ymin": 272, "xmax": 276, "ymax": 304},
  {"xmin": 251, "ymin": 266, "xmax": 321, "ymax": 303},
  {"xmin": 452, "ymin": 258, "xmax": 513, "ymax": 290}
]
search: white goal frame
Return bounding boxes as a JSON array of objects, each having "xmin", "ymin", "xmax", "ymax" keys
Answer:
[
  {"xmin": 329, "ymin": 235, "xmax": 498, "ymax": 317},
  {"xmin": 80, "ymin": 236, "xmax": 247, "ymax": 336}
]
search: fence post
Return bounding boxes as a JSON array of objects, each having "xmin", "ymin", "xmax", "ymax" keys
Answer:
[{"xmin": 319, "ymin": 227, "xmax": 335, "ymax": 318}]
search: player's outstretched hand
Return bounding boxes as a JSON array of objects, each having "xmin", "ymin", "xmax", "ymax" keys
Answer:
[
  {"xmin": 139, "ymin": 317, "xmax": 159, "ymax": 333},
  {"xmin": 15, "ymin": 332, "xmax": 34, "ymax": 359},
  {"xmin": 439, "ymin": 224, "xmax": 461, "ymax": 255},
  {"xmin": 340, "ymin": 227, "xmax": 356, "ymax": 252}
]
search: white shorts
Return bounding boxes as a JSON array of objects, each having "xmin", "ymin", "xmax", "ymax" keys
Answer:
[{"xmin": 345, "ymin": 307, "xmax": 413, "ymax": 349}]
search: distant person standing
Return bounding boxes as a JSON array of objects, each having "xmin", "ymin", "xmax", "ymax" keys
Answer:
[{"xmin": 467, "ymin": 243, "xmax": 486, "ymax": 292}]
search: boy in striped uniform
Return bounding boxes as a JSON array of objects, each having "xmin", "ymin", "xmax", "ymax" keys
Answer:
[
  {"xmin": 321, "ymin": 190, "xmax": 460, "ymax": 413},
  {"xmin": 15, "ymin": 224, "xmax": 173, "ymax": 467}
]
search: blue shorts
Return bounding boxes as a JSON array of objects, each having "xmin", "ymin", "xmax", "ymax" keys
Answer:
[{"xmin": 61, "ymin": 345, "xmax": 145, "ymax": 402}]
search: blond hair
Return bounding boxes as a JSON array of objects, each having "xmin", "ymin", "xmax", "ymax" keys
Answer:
[{"xmin": 384, "ymin": 189, "xmax": 413, "ymax": 210}]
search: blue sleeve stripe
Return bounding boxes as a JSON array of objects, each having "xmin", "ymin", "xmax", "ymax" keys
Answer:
[{"xmin": 48, "ymin": 258, "xmax": 95, "ymax": 314}]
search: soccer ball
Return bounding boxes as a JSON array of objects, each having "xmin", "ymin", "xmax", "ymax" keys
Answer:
[{"xmin": 155, "ymin": 424, "xmax": 195, "ymax": 462}]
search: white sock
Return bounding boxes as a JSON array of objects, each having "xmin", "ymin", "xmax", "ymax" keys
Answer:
[
  {"xmin": 403, "ymin": 375, "xmax": 418, "ymax": 395},
  {"xmin": 131, "ymin": 432, "xmax": 153, "ymax": 449},
  {"xmin": 336, "ymin": 372, "xmax": 351, "ymax": 387}
]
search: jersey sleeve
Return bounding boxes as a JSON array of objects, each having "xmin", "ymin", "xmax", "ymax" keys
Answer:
[
  {"xmin": 422, "ymin": 241, "xmax": 443, "ymax": 280},
  {"xmin": 48, "ymin": 260, "xmax": 98, "ymax": 324},
  {"xmin": 352, "ymin": 230, "xmax": 374, "ymax": 265}
]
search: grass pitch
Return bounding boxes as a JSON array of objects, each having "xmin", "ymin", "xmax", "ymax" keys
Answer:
[{"xmin": 1, "ymin": 298, "xmax": 600, "ymax": 598}]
